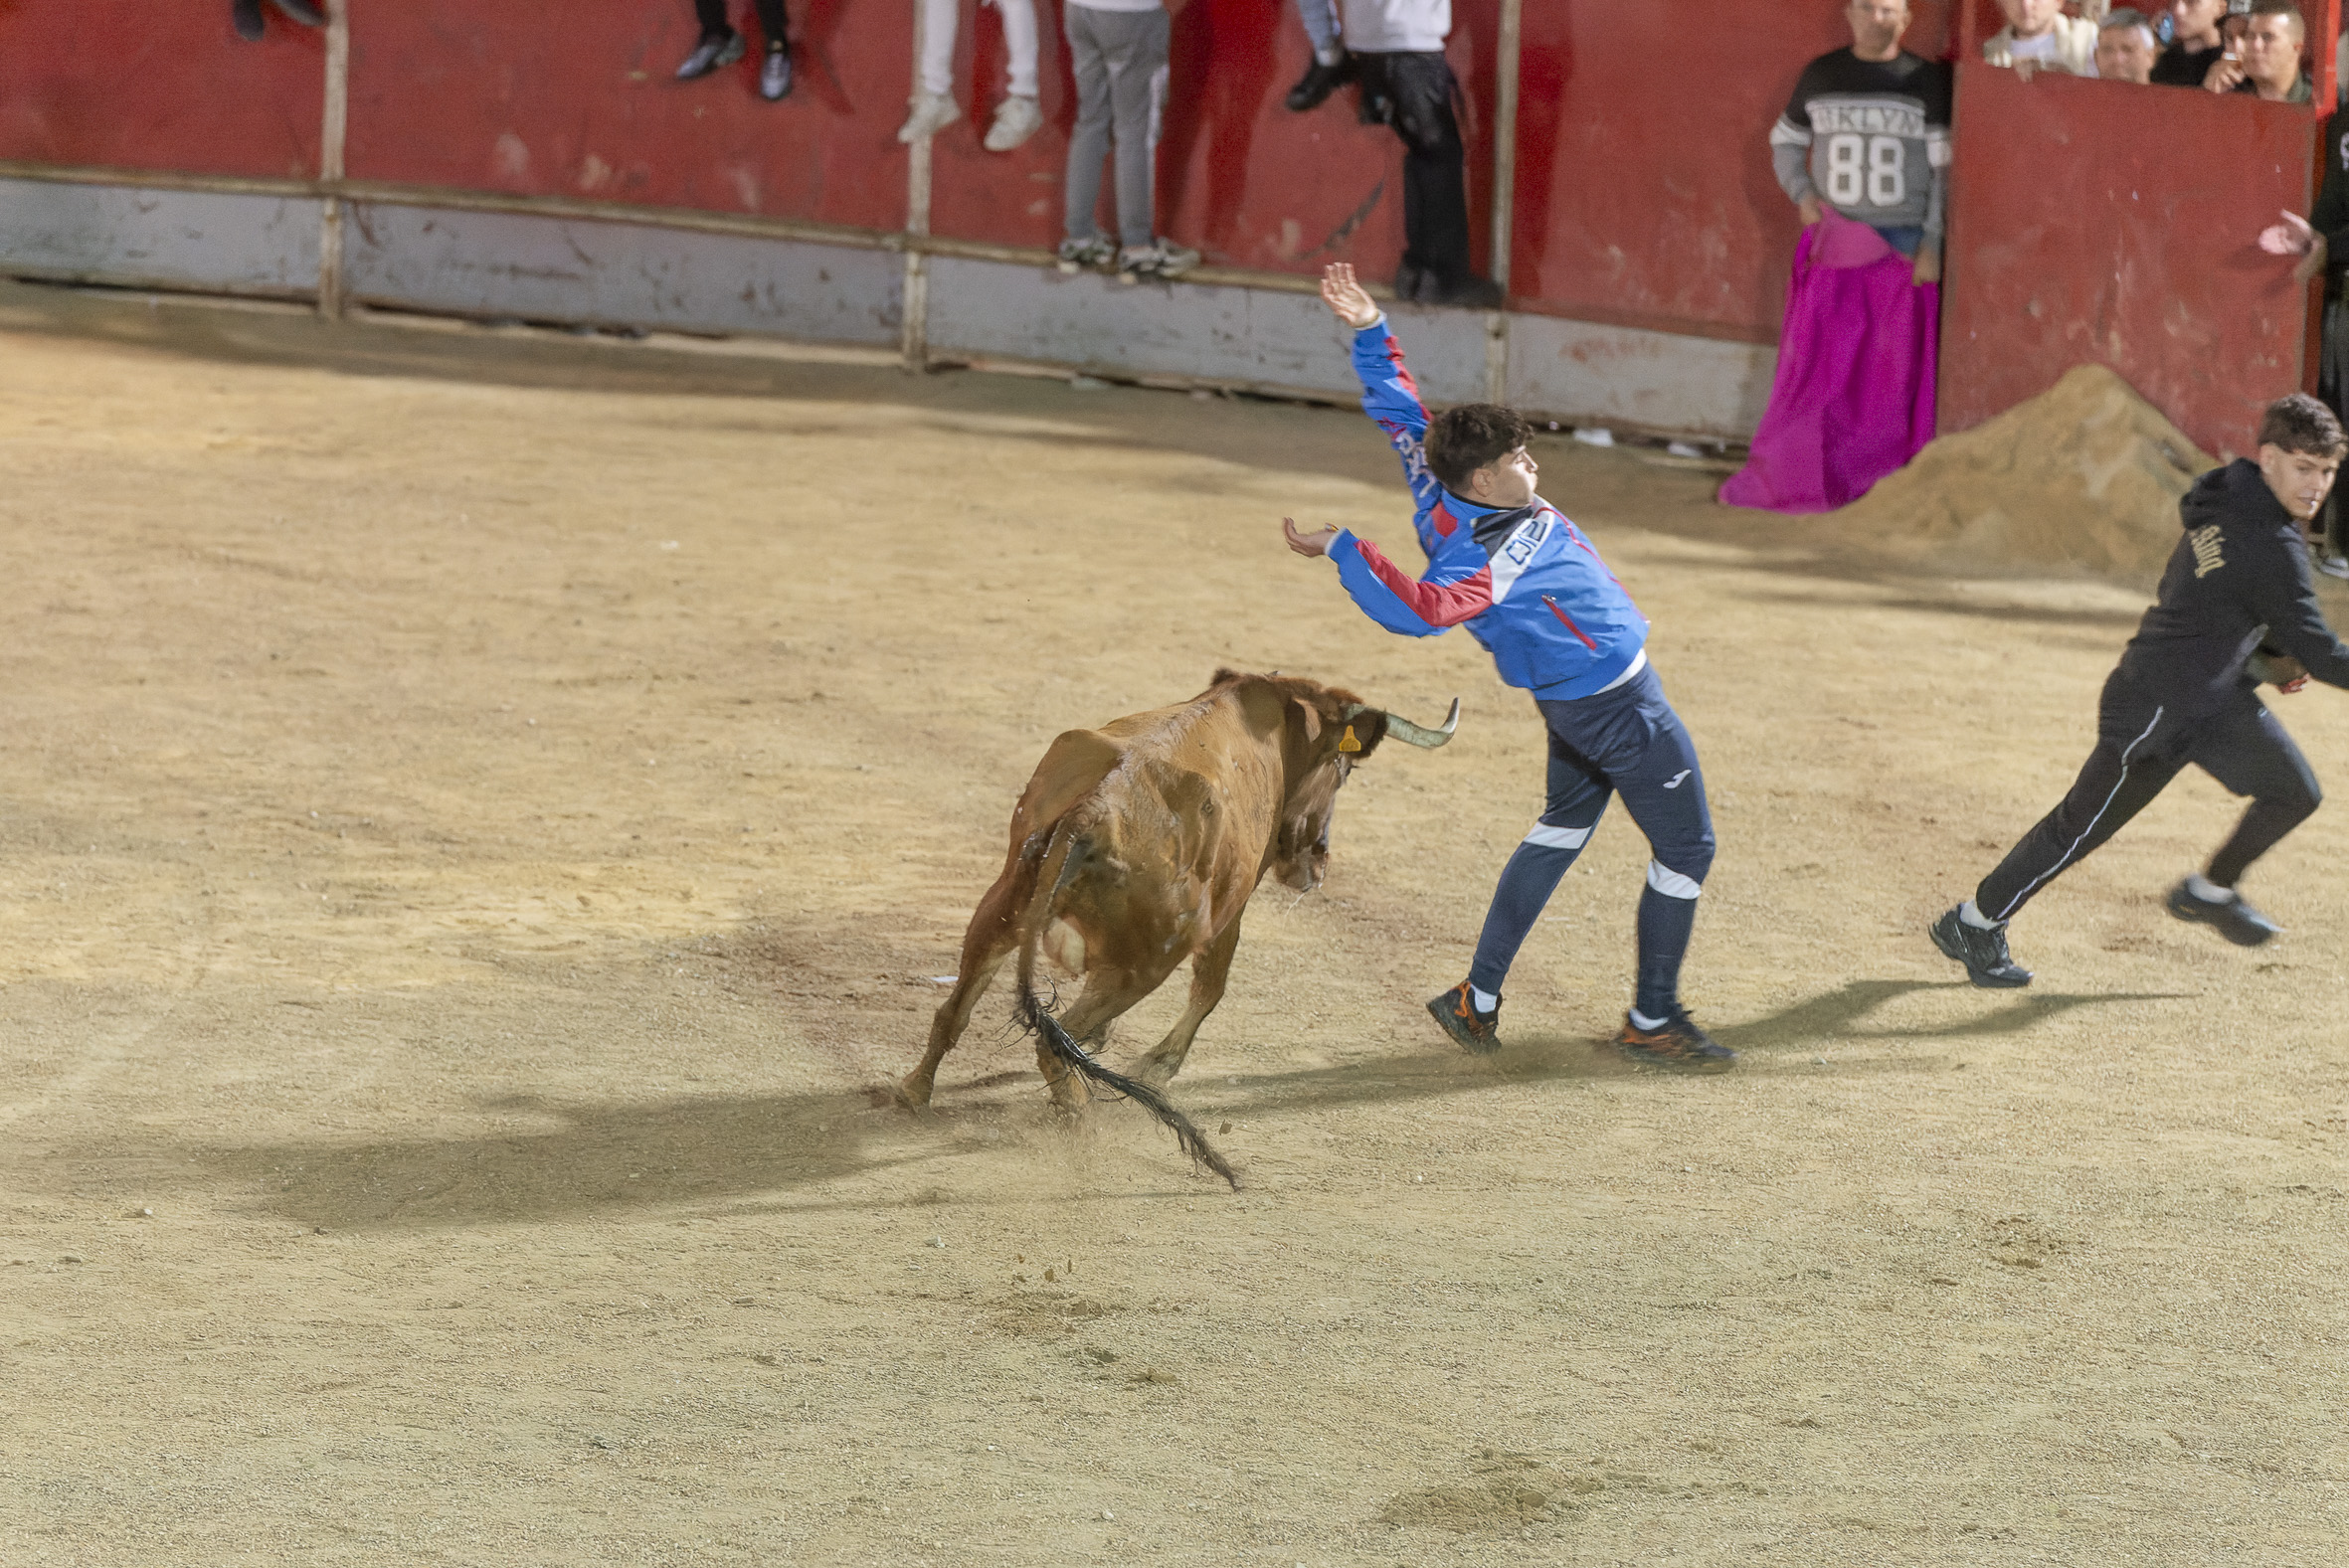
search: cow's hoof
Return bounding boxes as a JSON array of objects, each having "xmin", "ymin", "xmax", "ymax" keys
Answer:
[{"xmin": 891, "ymin": 1075, "xmax": 935, "ymax": 1112}]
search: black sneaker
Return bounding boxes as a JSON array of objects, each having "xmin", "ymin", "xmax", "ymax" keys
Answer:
[
  {"xmin": 2165, "ymin": 879, "xmax": 2280, "ymax": 947},
  {"xmin": 269, "ymin": 0, "xmax": 325, "ymax": 24},
  {"xmin": 1616, "ymin": 1009, "xmax": 1736, "ymax": 1073},
  {"xmin": 1426, "ymin": 981, "xmax": 1501, "ymax": 1054},
  {"xmin": 1284, "ymin": 52, "xmax": 1354, "ymax": 112},
  {"xmin": 232, "ymin": 0, "xmax": 265, "ymax": 41},
  {"xmin": 1929, "ymin": 906, "xmax": 2033, "ymax": 988},
  {"xmin": 676, "ymin": 27, "xmax": 745, "ymax": 81}
]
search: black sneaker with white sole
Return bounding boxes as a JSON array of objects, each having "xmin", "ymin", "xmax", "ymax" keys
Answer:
[
  {"xmin": 1426, "ymin": 981, "xmax": 1502, "ymax": 1054},
  {"xmin": 1929, "ymin": 906, "xmax": 2033, "ymax": 988},
  {"xmin": 1616, "ymin": 1009, "xmax": 1736, "ymax": 1073},
  {"xmin": 2165, "ymin": 879, "xmax": 2280, "ymax": 946}
]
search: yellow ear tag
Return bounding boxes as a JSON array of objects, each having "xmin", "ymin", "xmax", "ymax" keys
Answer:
[{"xmin": 1339, "ymin": 725, "xmax": 1361, "ymax": 753}]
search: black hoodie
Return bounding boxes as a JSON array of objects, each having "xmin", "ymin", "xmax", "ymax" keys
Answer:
[{"xmin": 2112, "ymin": 458, "xmax": 2349, "ymax": 717}]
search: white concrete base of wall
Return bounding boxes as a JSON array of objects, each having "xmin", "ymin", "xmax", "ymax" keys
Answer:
[{"xmin": 0, "ymin": 177, "xmax": 1774, "ymax": 439}]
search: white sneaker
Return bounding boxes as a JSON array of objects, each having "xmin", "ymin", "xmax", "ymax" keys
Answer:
[
  {"xmin": 1117, "ymin": 240, "xmax": 1200, "ymax": 282},
  {"xmin": 1056, "ymin": 236, "xmax": 1116, "ymax": 274},
  {"xmin": 2319, "ymin": 554, "xmax": 2349, "ymax": 580},
  {"xmin": 897, "ymin": 91, "xmax": 962, "ymax": 144},
  {"xmin": 982, "ymin": 94, "xmax": 1042, "ymax": 152}
]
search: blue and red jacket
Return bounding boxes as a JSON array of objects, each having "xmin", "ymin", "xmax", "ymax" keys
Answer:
[{"xmin": 1329, "ymin": 317, "xmax": 1649, "ymax": 700}]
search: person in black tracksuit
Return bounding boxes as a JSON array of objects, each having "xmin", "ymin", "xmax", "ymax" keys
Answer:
[{"xmin": 1932, "ymin": 395, "xmax": 2349, "ymax": 987}]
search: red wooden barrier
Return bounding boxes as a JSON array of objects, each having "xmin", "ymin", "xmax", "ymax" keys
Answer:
[
  {"xmin": 1939, "ymin": 61, "xmax": 2317, "ymax": 458},
  {"xmin": 0, "ymin": 0, "xmax": 322, "ymax": 179},
  {"xmin": 342, "ymin": 0, "xmax": 909, "ymax": 233}
]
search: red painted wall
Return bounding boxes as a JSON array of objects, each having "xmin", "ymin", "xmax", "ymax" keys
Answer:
[
  {"xmin": 0, "ymin": 0, "xmax": 323, "ymax": 179},
  {"xmin": 343, "ymin": 0, "xmax": 909, "ymax": 233},
  {"xmin": 1939, "ymin": 62, "xmax": 2316, "ymax": 459}
]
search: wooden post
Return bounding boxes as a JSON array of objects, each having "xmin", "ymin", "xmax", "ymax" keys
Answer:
[
  {"xmin": 1484, "ymin": 0, "xmax": 1523, "ymax": 403},
  {"xmin": 1957, "ymin": 0, "xmax": 1982, "ymax": 62},
  {"xmin": 317, "ymin": 0, "xmax": 350, "ymax": 319},
  {"xmin": 900, "ymin": 1, "xmax": 933, "ymax": 373}
]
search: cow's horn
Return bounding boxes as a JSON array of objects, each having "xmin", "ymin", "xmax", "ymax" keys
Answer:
[{"xmin": 1363, "ymin": 698, "xmax": 1460, "ymax": 750}]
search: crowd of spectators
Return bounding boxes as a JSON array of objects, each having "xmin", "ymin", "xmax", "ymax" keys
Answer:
[{"xmin": 1985, "ymin": 0, "xmax": 2322, "ymax": 99}]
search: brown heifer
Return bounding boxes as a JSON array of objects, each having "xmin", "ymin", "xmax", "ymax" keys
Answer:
[{"xmin": 899, "ymin": 669, "xmax": 1458, "ymax": 1185}]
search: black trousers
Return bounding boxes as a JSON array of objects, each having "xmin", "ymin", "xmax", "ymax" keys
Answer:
[
  {"xmin": 1976, "ymin": 671, "xmax": 2322, "ymax": 922},
  {"xmin": 695, "ymin": 0, "xmax": 788, "ymax": 41},
  {"xmin": 1354, "ymin": 52, "xmax": 1474, "ymax": 287}
]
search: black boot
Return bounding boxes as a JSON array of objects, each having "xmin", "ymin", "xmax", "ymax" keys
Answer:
[{"xmin": 1285, "ymin": 52, "xmax": 1354, "ymax": 112}]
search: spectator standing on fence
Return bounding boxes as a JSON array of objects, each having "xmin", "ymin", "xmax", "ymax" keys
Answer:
[
  {"xmin": 2153, "ymin": 0, "xmax": 2230, "ymax": 82},
  {"xmin": 1057, "ymin": 0, "xmax": 1199, "ymax": 282},
  {"xmin": 1348, "ymin": 0, "xmax": 1501, "ymax": 308},
  {"xmin": 1721, "ymin": 0, "xmax": 1947, "ymax": 515},
  {"xmin": 231, "ymin": 0, "xmax": 322, "ymax": 43},
  {"xmin": 2206, "ymin": 0, "xmax": 2311, "ymax": 99},
  {"xmin": 2256, "ymin": 121, "xmax": 2349, "ymax": 575},
  {"xmin": 1984, "ymin": 0, "xmax": 2104, "ymax": 76},
  {"xmin": 1287, "ymin": 0, "xmax": 1354, "ymax": 110},
  {"xmin": 899, "ymin": 0, "xmax": 1044, "ymax": 151},
  {"xmin": 676, "ymin": 0, "xmax": 794, "ymax": 101},
  {"xmin": 2098, "ymin": 9, "xmax": 2162, "ymax": 80}
]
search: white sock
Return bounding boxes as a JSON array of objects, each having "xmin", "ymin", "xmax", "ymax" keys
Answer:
[
  {"xmin": 2186, "ymin": 873, "xmax": 2236, "ymax": 903},
  {"xmin": 1316, "ymin": 45, "xmax": 1345, "ymax": 66},
  {"xmin": 1628, "ymin": 1006, "xmax": 1669, "ymax": 1030},
  {"xmin": 1958, "ymin": 899, "xmax": 1998, "ymax": 930},
  {"xmin": 1470, "ymin": 985, "xmax": 1499, "ymax": 1013}
]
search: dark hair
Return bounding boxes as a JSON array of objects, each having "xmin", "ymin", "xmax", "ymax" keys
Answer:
[
  {"xmin": 2258, "ymin": 393, "xmax": 2345, "ymax": 456},
  {"xmin": 1425, "ymin": 404, "xmax": 1535, "ymax": 493},
  {"xmin": 2245, "ymin": 0, "xmax": 2304, "ymax": 30}
]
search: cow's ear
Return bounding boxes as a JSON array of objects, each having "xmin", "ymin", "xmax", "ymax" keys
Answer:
[
  {"xmin": 1334, "ymin": 709, "xmax": 1389, "ymax": 760},
  {"xmin": 1288, "ymin": 697, "xmax": 1326, "ymax": 748}
]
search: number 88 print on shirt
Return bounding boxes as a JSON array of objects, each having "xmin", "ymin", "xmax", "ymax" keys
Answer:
[{"xmin": 1770, "ymin": 46, "xmax": 1951, "ymax": 240}]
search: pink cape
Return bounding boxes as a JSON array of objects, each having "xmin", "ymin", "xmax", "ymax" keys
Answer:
[{"xmin": 1719, "ymin": 211, "xmax": 1938, "ymax": 514}]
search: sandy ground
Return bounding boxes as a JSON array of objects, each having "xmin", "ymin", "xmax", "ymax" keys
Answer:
[{"xmin": 1, "ymin": 279, "xmax": 2344, "ymax": 1566}]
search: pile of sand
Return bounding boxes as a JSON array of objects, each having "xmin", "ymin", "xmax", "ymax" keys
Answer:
[{"xmin": 1836, "ymin": 363, "xmax": 2217, "ymax": 581}]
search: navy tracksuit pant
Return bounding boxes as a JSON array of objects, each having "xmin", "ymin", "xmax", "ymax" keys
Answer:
[
  {"xmin": 1975, "ymin": 671, "xmax": 2321, "ymax": 922},
  {"xmin": 1467, "ymin": 663, "xmax": 1717, "ymax": 1017}
]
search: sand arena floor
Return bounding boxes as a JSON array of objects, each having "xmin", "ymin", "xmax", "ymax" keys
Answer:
[{"xmin": 0, "ymin": 279, "xmax": 2344, "ymax": 1565}]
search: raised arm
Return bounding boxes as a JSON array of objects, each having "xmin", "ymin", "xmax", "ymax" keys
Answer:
[{"xmin": 1320, "ymin": 262, "xmax": 1449, "ymax": 548}]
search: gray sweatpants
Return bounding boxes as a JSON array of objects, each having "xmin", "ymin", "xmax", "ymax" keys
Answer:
[{"xmin": 1063, "ymin": 5, "xmax": 1170, "ymax": 250}]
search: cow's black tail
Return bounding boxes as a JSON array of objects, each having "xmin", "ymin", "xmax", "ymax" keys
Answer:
[{"xmin": 1014, "ymin": 827, "xmax": 1239, "ymax": 1191}]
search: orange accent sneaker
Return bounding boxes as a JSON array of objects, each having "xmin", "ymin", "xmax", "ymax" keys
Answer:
[
  {"xmin": 1426, "ymin": 981, "xmax": 1502, "ymax": 1054},
  {"xmin": 1616, "ymin": 1009, "xmax": 1735, "ymax": 1073}
]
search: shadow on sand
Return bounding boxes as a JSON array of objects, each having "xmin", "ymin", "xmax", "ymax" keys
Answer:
[{"xmin": 140, "ymin": 979, "xmax": 2180, "ymax": 1231}]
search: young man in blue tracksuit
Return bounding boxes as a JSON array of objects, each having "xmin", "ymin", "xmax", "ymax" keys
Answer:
[{"xmin": 1282, "ymin": 262, "xmax": 1731, "ymax": 1072}]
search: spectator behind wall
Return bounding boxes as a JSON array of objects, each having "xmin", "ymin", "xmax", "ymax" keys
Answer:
[
  {"xmin": 2206, "ymin": 0, "xmax": 2311, "ymax": 99},
  {"xmin": 2153, "ymin": 0, "xmax": 2230, "ymax": 83},
  {"xmin": 2098, "ymin": 9, "xmax": 2161, "ymax": 81},
  {"xmin": 1722, "ymin": 0, "xmax": 1946, "ymax": 515},
  {"xmin": 1983, "ymin": 0, "xmax": 2106, "ymax": 76},
  {"xmin": 1055, "ymin": 0, "xmax": 1200, "ymax": 282},
  {"xmin": 1348, "ymin": 0, "xmax": 1502, "ymax": 309},
  {"xmin": 899, "ymin": 0, "xmax": 1045, "ymax": 151},
  {"xmin": 676, "ymin": 0, "xmax": 794, "ymax": 101}
]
